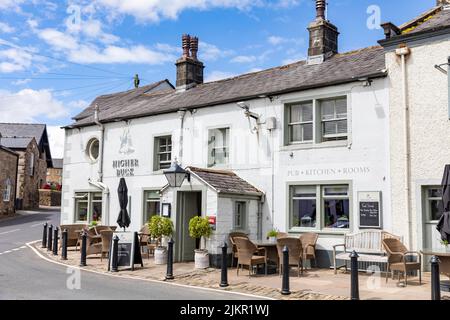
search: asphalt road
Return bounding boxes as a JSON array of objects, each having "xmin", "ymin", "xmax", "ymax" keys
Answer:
[{"xmin": 0, "ymin": 208, "xmax": 255, "ymax": 300}]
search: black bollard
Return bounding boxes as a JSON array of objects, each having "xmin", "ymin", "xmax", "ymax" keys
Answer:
[
  {"xmin": 350, "ymin": 250, "xmax": 360, "ymax": 300},
  {"xmin": 52, "ymin": 227, "xmax": 58, "ymax": 255},
  {"xmin": 47, "ymin": 225, "xmax": 53, "ymax": 252},
  {"xmin": 80, "ymin": 230, "xmax": 87, "ymax": 267},
  {"xmin": 431, "ymin": 255, "xmax": 441, "ymax": 301},
  {"xmin": 220, "ymin": 242, "xmax": 229, "ymax": 287},
  {"xmin": 42, "ymin": 223, "xmax": 48, "ymax": 248},
  {"xmin": 111, "ymin": 235, "xmax": 119, "ymax": 272},
  {"xmin": 281, "ymin": 245, "xmax": 291, "ymax": 295},
  {"xmin": 166, "ymin": 238, "xmax": 174, "ymax": 280},
  {"xmin": 61, "ymin": 229, "xmax": 68, "ymax": 260}
]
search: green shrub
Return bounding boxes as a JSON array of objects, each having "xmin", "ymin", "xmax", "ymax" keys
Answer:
[
  {"xmin": 267, "ymin": 229, "xmax": 278, "ymax": 238},
  {"xmin": 148, "ymin": 216, "xmax": 174, "ymax": 247},
  {"xmin": 189, "ymin": 216, "xmax": 212, "ymax": 251}
]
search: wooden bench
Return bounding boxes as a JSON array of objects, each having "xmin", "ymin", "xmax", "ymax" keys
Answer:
[{"xmin": 332, "ymin": 230, "xmax": 402, "ymax": 274}]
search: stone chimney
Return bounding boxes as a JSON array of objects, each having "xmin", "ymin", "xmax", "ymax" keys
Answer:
[
  {"xmin": 307, "ymin": 0, "xmax": 339, "ymax": 64},
  {"xmin": 175, "ymin": 34, "xmax": 204, "ymax": 89}
]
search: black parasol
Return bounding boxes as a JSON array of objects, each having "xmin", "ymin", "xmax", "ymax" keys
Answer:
[
  {"xmin": 117, "ymin": 177, "xmax": 131, "ymax": 231},
  {"xmin": 437, "ymin": 165, "xmax": 450, "ymax": 243}
]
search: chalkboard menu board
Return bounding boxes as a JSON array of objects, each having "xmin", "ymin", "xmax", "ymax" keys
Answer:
[
  {"xmin": 358, "ymin": 191, "xmax": 382, "ymax": 228},
  {"xmin": 109, "ymin": 231, "xmax": 143, "ymax": 271}
]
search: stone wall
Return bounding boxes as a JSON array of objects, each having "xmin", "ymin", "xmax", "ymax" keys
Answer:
[
  {"xmin": 0, "ymin": 148, "xmax": 18, "ymax": 215},
  {"xmin": 39, "ymin": 189, "xmax": 62, "ymax": 207},
  {"xmin": 16, "ymin": 139, "xmax": 47, "ymax": 210}
]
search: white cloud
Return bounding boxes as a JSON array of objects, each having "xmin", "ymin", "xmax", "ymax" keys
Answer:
[
  {"xmin": 155, "ymin": 43, "xmax": 182, "ymax": 54},
  {"xmin": 0, "ymin": 22, "xmax": 15, "ymax": 33},
  {"xmin": 200, "ymin": 42, "xmax": 234, "ymax": 61},
  {"xmin": 0, "ymin": 0, "xmax": 24, "ymax": 10},
  {"xmin": 205, "ymin": 70, "xmax": 236, "ymax": 82},
  {"xmin": 12, "ymin": 78, "xmax": 32, "ymax": 85},
  {"xmin": 47, "ymin": 125, "xmax": 65, "ymax": 159},
  {"xmin": 0, "ymin": 48, "xmax": 32, "ymax": 73},
  {"xmin": 230, "ymin": 55, "xmax": 257, "ymax": 64},
  {"xmin": 268, "ymin": 35, "xmax": 304, "ymax": 46},
  {"xmin": 0, "ymin": 89, "xmax": 69, "ymax": 123},
  {"xmin": 38, "ymin": 28, "xmax": 79, "ymax": 51}
]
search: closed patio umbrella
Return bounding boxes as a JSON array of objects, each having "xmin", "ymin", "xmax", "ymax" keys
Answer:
[
  {"xmin": 437, "ymin": 165, "xmax": 450, "ymax": 243},
  {"xmin": 117, "ymin": 177, "xmax": 131, "ymax": 231}
]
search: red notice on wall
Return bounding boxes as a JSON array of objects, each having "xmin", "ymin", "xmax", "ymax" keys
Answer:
[{"xmin": 208, "ymin": 216, "xmax": 216, "ymax": 230}]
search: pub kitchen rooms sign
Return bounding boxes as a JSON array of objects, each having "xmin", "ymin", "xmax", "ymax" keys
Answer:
[{"xmin": 113, "ymin": 159, "xmax": 139, "ymax": 177}]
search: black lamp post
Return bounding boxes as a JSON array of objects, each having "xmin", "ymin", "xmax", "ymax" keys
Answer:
[{"xmin": 163, "ymin": 160, "xmax": 190, "ymax": 188}]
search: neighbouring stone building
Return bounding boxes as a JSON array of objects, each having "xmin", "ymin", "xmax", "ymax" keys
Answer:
[
  {"xmin": 46, "ymin": 158, "xmax": 63, "ymax": 186},
  {"xmin": 0, "ymin": 123, "xmax": 53, "ymax": 210},
  {"xmin": 0, "ymin": 145, "xmax": 18, "ymax": 215}
]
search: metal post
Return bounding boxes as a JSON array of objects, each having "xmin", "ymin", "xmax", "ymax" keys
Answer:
[
  {"xmin": 281, "ymin": 245, "xmax": 291, "ymax": 295},
  {"xmin": 111, "ymin": 235, "xmax": 119, "ymax": 272},
  {"xmin": 80, "ymin": 230, "xmax": 87, "ymax": 267},
  {"xmin": 350, "ymin": 250, "xmax": 360, "ymax": 300},
  {"xmin": 47, "ymin": 225, "xmax": 53, "ymax": 252},
  {"xmin": 220, "ymin": 242, "xmax": 229, "ymax": 287},
  {"xmin": 166, "ymin": 238, "xmax": 174, "ymax": 280},
  {"xmin": 431, "ymin": 255, "xmax": 441, "ymax": 301},
  {"xmin": 42, "ymin": 223, "xmax": 48, "ymax": 248},
  {"xmin": 61, "ymin": 229, "xmax": 68, "ymax": 260},
  {"xmin": 52, "ymin": 227, "xmax": 58, "ymax": 255}
]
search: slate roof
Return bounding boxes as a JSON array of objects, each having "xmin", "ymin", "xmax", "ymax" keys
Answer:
[
  {"xmin": 0, "ymin": 123, "xmax": 46, "ymax": 143},
  {"xmin": 52, "ymin": 158, "xmax": 63, "ymax": 169},
  {"xmin": 400, "ymin": 6, "xmax": 450, "ymax": 35},
  {"xmin": 0, "ymin": 137, "xmax": 34, "ymax": 149},
  {"xmin": 188, "ymin": 167, "xmax": 263, "ymax": 196},
  {"xmin": 68, "ymin": 45, "xmax": 387, "ymax": 128}
]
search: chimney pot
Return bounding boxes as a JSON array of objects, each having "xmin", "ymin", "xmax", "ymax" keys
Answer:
[
  {"xmin": 190, "ymin": 37, "xmax": 199, "ymax": 60},
  {"xmin": 316, "ymin": 0, "xmax": 326, "ymax": 20},
  {"xmin": 176, "ymin": 34, "xmax": 204, "ymax": 89},
  {"xmin": 182, "ymin": 34, "xmax": 191, "ymax": 58}
]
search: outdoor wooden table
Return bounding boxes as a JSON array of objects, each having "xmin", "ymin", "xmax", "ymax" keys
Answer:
[
  {"xmin": 253, "ymin": 239, "xmax": 278, "ymax": 265},
  {"xmin": 421, "ymin": 248, "xmax": 450, "ymax": 291}
]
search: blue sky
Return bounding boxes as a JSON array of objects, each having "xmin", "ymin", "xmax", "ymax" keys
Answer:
[{"xmin": 0, "ymin": 0, "xmax": 437, "ymax": 157}]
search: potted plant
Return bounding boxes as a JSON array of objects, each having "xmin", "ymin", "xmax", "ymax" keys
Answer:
[
  {"xmin": 267, "ymin": 229, "xmax": 278, "ymax": 242},
  {"xmin": 441, "ymin": 239, "xmax": 449, "ymax": 251},
  {"xmin": 148, "ymin": 215, "xmax": 174, "ymax": 265},
  {"xmin": 189, "ymin": 216, "xmax": 212, "ymax": 269}
]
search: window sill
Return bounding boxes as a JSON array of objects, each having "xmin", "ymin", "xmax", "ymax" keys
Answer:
[
  {"xmin": 288, "ymin": 228, "xmax": 350, "ymax": 236},
  {"xmin": 281, "ymin": 140, "xmax": 349, "ymax": 152}
]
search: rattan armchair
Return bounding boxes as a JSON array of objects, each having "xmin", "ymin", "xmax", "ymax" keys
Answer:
[
  {"xmin": 234, "ymin": 237, "xmax": 267, "ymax": 276},
  {"xmin": 276, "ymin": 232, "xmax": 289, "ymax": 239},
  {"xmin": 382, "ymin": 238, "xmax": 422, "ymax": 286},
  {"xmin": 60, "ymin": 224, "xmax": 87, "ymax": 249},
  {"xmin": 300, "ymin": 232, "xmax": 319, "ymax": 268},
  {"xmin": 229, "ymin": 232, "xmax": 249, "ymax": 267},
  {"xmin": 276, "ymin": 237, "xmax": 304, "ymax": 277},
  {"xmin": 100, "ymin": 230, "xmax": 113, "ymax": 261}
]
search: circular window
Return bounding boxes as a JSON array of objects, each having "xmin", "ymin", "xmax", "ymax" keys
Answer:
[{"xmin": 87, "ymin": 138, "xmax": 100, "ymax": 162}]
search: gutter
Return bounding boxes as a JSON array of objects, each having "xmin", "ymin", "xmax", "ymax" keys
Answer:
[
  {"xmin": 65, "ymin": 72, "xmax": 388, "ymax": 129},
  {"xmin": 379, "ymin": 25, "xmax": 450, "ymax": 48}
]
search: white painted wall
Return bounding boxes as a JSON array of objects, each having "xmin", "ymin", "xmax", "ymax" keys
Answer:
[{"xmin": 62, "ymin": 77, "xmax": 390, "ymax": 252}]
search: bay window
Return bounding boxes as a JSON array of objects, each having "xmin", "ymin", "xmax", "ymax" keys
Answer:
[{"xmin": 289, "ymin": 184, "xmax": 350, "ymax": 231}]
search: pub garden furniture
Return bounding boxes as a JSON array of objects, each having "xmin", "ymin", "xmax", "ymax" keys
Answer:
[
  {"xmin": 332, "ymin": 229, "xmax": 402, "ymax": 274},
  {"xmin": 276, "ymin": 237, "xmax": 303, "ymax": 277},
  {"xmin": 234, "ymin": 237, "xmax": 267, "ymax": 276},
  {"xmin": 300, "ymin": 232, "xmax": 319, "ymax": 269},
  {"xmin": 276, "ymin": 232, "xmax": 289, "ymax": 239},
  {"xmin": 421, "ymin": 247, "xmax": 450, "ymax": 291},
  {"xmin": 139, "ymin": 225, "xmax": 152, "ymax": 258},
  {"xmin": 59, "ymin": 224, "xmax": 87, "ymax": 249},
  {"xmin": 100, "ymin": 230, "xmax": 113, "ymax": 262},
  {"xmin": 382, "ymin": 238, "xmax": 422, "ymax": 286},
  {"xmin": 229, "ymin": 232, "xmax": 249, "ymax": 267}
]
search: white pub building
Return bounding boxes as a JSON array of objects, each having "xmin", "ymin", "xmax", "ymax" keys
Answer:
[{"xmin": 61, "ymin": 1, "xmax": 450, "ymax": 267}]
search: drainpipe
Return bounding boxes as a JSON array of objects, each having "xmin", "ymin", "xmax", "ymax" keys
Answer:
[
  {"xmin": 93, "ymin": 105, "xmax": 109, "ymax": 225},
  {"xmin": 395, "ymin": 45, "xmax": 412, "ymax": 248},
  {"xmin": 178, "ymin": 109, "xmax": 187, "ymax": 165}
]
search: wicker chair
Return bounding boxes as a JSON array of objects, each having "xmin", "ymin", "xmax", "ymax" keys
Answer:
[
  {"xmin": 100, "ymin": 230, "xmax": 113, "ymax": 261},
  {"xmin": 382, "ymin": 238, "xmax": 422, "ymax": 286},
  {"xmin": 234, "ymin": 237, "xmax": 267, "ymax": 276},
  {"xmin": 300, "ymin": 232, "xmax": 319, "ymax": 268},
  {"xmin": 276, "ymin": 232, "xmax": 289, "ymax": 239},
  {"xmin": 276, "ymin": 237, "xmax": 303, "ymax": 277},
  {"xmin": 229, "ymin": 232, "xmax": 249, "ymax": 267},
  {"xmin": 60, "ymin": 224, "xmax": 87, "ymax": 249}
]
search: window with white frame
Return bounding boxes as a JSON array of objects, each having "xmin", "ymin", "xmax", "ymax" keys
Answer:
[
  {"xmin": 74, "ymin": 192, "xmax": 103, "ymax": 223},
  {"xmin": 154, "ymin": 136, "xmax": 172, "ymax": 171},
  {"xmin": 28, "ymin": 152, "xmax": 35, "ymax": 176},
  {"xmin": 285, "ymin": 96, "xmax": 348, "ymax": 145},
  {"xmin": 287, "ymin": 101, "xmax": 313, "ymax": 144},
  {"xmin": 424, "ymin": 187, "xmax": 443, "ymax": 221},
  {"xmin": 144, "ymin": 190, "xmax": 160, "ymax": 224},
  {"xmin": 208, "ymin": 127, "xmax": 230, "ymax": 167},
  {"xmin": 2, "ymin": 178, "xmax": 12, "ymax": 202},
  {"xmin": 234, "ymin": 201, "xmax": 247, "ymax": 230},
  {"xmin": 86, "ymin": 138, "xmax": 100, "ymax": 162},
  {"xmin": 290, "ymin": 184, "xmax": 350, "ymax": 231},
  {"xmin": 320, "ymin": 97, "xmax": 348, "ymax": 142}
]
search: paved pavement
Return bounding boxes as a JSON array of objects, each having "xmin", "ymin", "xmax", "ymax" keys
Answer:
[{"xmin": 0, "ymin": 208, "xmax": 253, "ymax": 300}]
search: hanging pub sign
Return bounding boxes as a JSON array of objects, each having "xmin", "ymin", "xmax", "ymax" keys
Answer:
[
  {"xmin": 358, "ymin": 191, "xmax": 382, "ymax": 229},
  {"xmin": 108, "ymin": 231, "xmax": 143, "ymax": 271}
]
